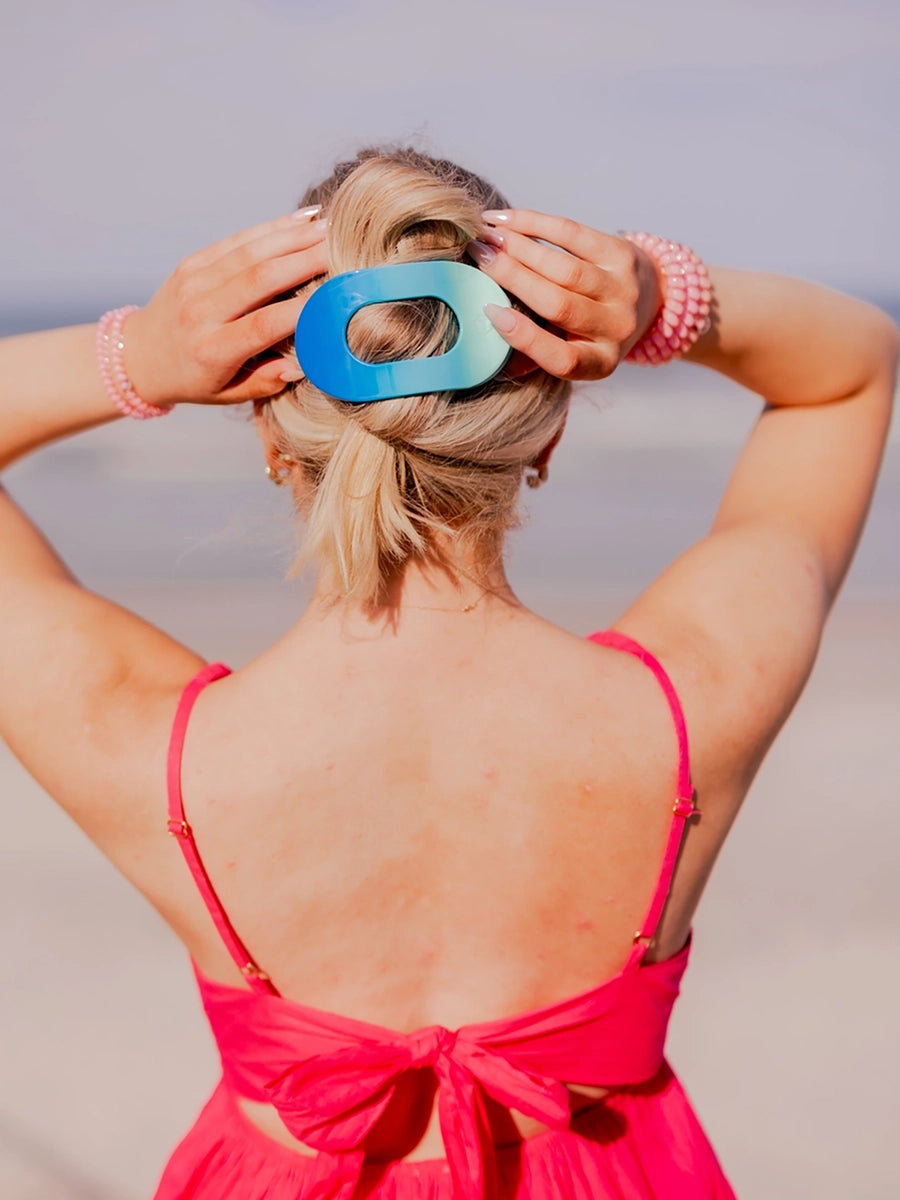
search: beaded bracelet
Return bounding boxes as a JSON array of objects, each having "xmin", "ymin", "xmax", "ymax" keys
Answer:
[
  {"xmin": 96, "ymin": 306, "xmax": 171, "ymax": 419},
  {"xmin": 620, "ymin": 233, "xmax": 712, "ymax": 366}
]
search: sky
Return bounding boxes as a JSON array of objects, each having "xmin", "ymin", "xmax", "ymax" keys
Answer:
[{"xmin": 1, "ymin": 0, "xmax": 899, "ymax": 323}]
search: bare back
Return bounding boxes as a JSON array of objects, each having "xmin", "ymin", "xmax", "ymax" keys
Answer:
[{"xmin": 124, "ymin": 603, "xmax": 735, "ymax": 1028}]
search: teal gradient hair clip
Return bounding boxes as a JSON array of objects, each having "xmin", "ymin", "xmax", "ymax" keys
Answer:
[{"xmin": 294, "ymin": 260, "xmax": 512, "ymax": 403}]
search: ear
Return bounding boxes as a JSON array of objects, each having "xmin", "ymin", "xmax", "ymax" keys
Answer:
[
  {"xmin": 253, "ymin": 401, "xmax": 281, "ymax": 465},
  {"xmin": 533, "ymin": 411, "xmax": 568, "ymax": 472}
]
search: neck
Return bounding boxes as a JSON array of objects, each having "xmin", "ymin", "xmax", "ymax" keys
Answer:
[{"xmin": 307, "ymin": 551, "xmax": 520, "ymax": 626}]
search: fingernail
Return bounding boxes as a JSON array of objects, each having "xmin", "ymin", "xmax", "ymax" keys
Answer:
[
  {"xmin": 312, "ymin": 217, "xmax": 329, "ymax": 233},
  {"xmin": 292, "ymin": 205, "xmax": 321, "ymax": 220},
  {"xmin": 279, "ymin": 365, "xmax": 305, "ymax": 382},
  {"xmin": 484, "ymin": 303, "xmax": 516, "ymax": 334},
  {"xmin": 482, "ymin": 210, "xmax": 510, "ymax": 224},
  {"xmin": 468, "ymin": 240, "xmax": 497, "ymax": 266},
  {"xmin": 481, "ymin": 227, "xmax": 505, "ymax": 248}
]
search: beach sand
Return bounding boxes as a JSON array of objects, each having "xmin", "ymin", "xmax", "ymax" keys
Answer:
[{"xmin": 1, "ymin": 371, "xmax": 897, "ymax": 1199}]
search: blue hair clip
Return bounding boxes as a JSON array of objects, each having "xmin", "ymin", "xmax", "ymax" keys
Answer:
[{"xmin": 294, "ymin": 260, "xmax": 512, "ymax": 403}]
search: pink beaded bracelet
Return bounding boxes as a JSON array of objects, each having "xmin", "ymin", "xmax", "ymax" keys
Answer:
[
  {"xmin": 620, "ymin": 233, "xmax": 712, "ymax": 366},
  {"xmin": 96, "ymin": 306, "xmax": 171, "ymax": 419}
]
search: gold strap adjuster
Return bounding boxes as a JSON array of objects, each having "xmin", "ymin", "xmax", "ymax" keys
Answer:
[
  {"xmin": 672, "ymin": 793, "xmax": 701, "ymax": 819},
  {"xmin": 241, "ymin": 962, "xmax": 271, "ymax": 982},
  {"xmin": 167, "ymin": 818, "xmax": 192, "ymax": 838}
]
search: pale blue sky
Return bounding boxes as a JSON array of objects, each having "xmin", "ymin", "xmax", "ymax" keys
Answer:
[{"xmin": 1, "ymin": 0, "xmax": 898, "ymax": 314}]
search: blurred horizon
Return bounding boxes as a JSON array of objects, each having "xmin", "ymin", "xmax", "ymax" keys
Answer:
[{"xmin": 4, "ymin": 291, "xmax": 900, "ymax": 336}]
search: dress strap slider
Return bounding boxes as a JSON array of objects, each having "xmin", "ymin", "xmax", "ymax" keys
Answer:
[
  {"xmin": 241, "ymin": 962, "xmax": 271, "ymax": 982},
  {"xmin": 672, "ymin": 795, "xmax": 700, "ymax": 819}
]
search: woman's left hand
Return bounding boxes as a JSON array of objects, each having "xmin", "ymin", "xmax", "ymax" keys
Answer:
[{"xmin": 124, "ymin": 209, "xmax": 328, "ymax": 407}]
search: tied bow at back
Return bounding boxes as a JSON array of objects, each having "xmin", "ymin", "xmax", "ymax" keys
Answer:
[{"xmin": 265, "ymin": 1024, "xmax": 571, "ymax": 1200}]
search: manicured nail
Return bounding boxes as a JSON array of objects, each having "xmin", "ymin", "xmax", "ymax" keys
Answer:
[
  {"xmin": 484, "ymin": 303, "xmax": 516, "ymax": 334},
  {"xmin": 481, "ymin": 227, "xmax": 505, "ymax": 248},
  {"xmin": 292, "ymin": 205, "xmax": 321, "ymax": 220},
  {"xmin": 468, "ymin": 240, "xmax": 497, "ymax": 266},
  {"xmin": 482, "ymin": 210, "xmax": 510, "ymax": 224},
  {"xmin": 279, "ymin": 365, "xmax": 305, "ymax": 382}
]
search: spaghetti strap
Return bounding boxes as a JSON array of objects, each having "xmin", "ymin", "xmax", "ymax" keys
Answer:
[
  {"xmin": 588, "ymin": 630, "xmax": 699, "ymax": 965},
  {"xmin": 166, "ymin": 662, "xmax": 277, "ymax": 996}
]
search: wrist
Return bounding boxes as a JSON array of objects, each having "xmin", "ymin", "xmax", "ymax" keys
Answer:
[
  {"xmin": 96, "ymin": 308, "xmax": 172, "ymax": 419},
  {"xmin": 620, "ymin": 233, "xmax": 712, "ymax": 367}
]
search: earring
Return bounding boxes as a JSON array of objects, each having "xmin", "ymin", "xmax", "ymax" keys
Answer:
[
  {"xmin": 265, "ymin": 463, "xmax": 291, "ymax": 487},
  {"xmin": 265, "ymin": 450, "xmax": 298, "ymax": 486},
  {"xmin": 524, "ymin": 464, "xmax": 549, "ymax": 489}
]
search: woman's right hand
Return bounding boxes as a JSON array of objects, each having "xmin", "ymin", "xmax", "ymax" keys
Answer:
[
  {"xmin": 469, "ymin": 209, "xmax": 663, "ymax": 381},
  {"xmin": 123, "ymin": 209, "xmax": 329, "ymax": 408}
]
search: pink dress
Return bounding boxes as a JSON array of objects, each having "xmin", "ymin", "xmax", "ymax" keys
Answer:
[{"xmin": 153, "ymin": 631, "xmax": 736, "ymax": 1199}]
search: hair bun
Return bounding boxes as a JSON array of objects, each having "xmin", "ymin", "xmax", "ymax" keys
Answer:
[
  {"xmin": 260, "ymin": 147, "xmax": 571, "ymax": 607},
  {"xmin": 327, "ymin": 157, "xmax": 482, "ymax": 273}
]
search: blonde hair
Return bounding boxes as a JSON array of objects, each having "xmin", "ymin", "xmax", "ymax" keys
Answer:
[{"xmin": 260, "ymin": 147, "xmax": 570, "ymax": 607}]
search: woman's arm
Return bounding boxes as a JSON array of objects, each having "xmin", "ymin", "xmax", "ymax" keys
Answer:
[
  {"xmin": 0, "ymin": 325, "xmax": 122, "ymax": 468},
  {"xmin": 0, "ymin": 212, "xmax": 326, "ymax": 468},
  {"xmin": 474, "ymin": 210, "xmax": 898, "ymax": 782},
  {"xmin": 683, "ymin": 266, "xmax": 896, "ymax": 598},
  {"xmin": 0, "ymin": 212, "xmax": 327, "ymax": 843}
]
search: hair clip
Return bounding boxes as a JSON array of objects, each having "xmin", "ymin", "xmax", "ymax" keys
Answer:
[{"xmin": 294, "ymin": 261, "xmax": 512, "ymax": 403}]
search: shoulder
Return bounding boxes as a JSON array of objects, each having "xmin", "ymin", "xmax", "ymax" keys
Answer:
[
  {"xmin": 609, "ymin": 624, "xmax": 809, "ymax": 828},
  {"xmin": 0, "ymin": 579, "xmax": 209, "ymax": 855}
]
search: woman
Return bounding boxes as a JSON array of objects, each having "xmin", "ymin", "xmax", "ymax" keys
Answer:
[{"xmin": 0, "ymin": 147, "xmax": 896, "ymax": 1199}]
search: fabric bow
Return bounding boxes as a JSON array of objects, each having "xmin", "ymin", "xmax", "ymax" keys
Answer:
[{"xmin": 265, "ymin": 1024, "xmax": 571, "ymax": 1200}]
